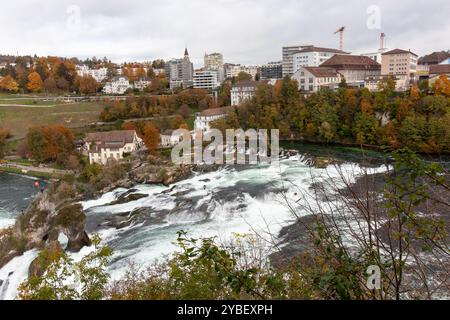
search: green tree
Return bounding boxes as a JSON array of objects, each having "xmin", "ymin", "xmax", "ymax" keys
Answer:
[{"xmin": 18, "ymin": 235, "xmax": 112, "ymax": 300}]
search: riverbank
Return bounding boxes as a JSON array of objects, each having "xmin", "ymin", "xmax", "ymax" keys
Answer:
[{"xmin": 0, "ymin": 162, "xmax": 72, "ymax": 180}]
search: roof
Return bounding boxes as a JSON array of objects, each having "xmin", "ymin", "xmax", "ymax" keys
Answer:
[
  {"xmin": 295, "ymin": 46, "xmax": 349, "ymax": 54},
  {"xmin": 382, "ymin": 49, "xmax": 418, "ymax": 57},
  {"xmin": 419, "ymin": 51, "xmax": 450, "ymax": 65},
  {"xmin": 429, "ymin": 64, "xmax": 450, "ymax": 75},
  {"xmin": 303, "ymin": 67, "xmax": 341, "ymax": 78},
  {"xmin": 85, "ymin": 130, "xmax": 137, "ymax": 144},
  {"xmin": 199, "ymin": 106, "xmax": 235, "ymax": 117},
  {"xmin": 320, "ymin": 54, "xmax": 381, "ymax": 70},
  {"xmin": 232, "ymin": 80, "xmax": 258, "ymax": 88}
]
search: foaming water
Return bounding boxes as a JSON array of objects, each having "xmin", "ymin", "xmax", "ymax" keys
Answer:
[
  {"xmin": 0, "ymin": 157, "xmax": 388, "ymax": 298},
  {"xmin": 82, "ymin": 156, "xmax": 387, "ymax": 280}
]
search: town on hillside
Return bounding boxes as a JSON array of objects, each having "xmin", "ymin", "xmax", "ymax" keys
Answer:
[{"xmin": 0, "ymin": 30, "xmax": 449, "ymax": 174}]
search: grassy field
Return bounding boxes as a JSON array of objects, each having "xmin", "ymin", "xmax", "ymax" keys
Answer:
[{"xmin": 0, "ymin": 102, "xmax": 105, "ymax": 140}]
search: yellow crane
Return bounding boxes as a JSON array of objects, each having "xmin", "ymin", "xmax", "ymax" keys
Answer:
[{"xmin": 334, "ymin": 26, "xmax": 345, "ymax": 51}]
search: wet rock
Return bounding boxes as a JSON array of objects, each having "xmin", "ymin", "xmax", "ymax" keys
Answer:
[{"xmin": 108, "ymin": 193, "xmax": 148, "ymax": 206}]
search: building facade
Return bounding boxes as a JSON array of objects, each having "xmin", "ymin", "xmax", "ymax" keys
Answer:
[
  {"xmin": 292, "ymin": 67, "xmax": 342, "ymax": 92},
  {"xmin": 231, "ymin": 81, "xmax": 258, "ymax": 106},
  {"xmin": 225, "ymin": 64, "xmax": 259, "ymax": 80},
  {"xmin": 381, "ymin": 49, "xmax": 418, "ymax": 91},
  {"xmin": 320, "ymin": 54, "xmax": 381, "ymax": 88},
  {"xmin": 76, "ymin": 65, "xmax": 108, "ymax": 82},
  {"xmin": 204, "ymin": 53, "xmax": 224, "ymax": 83},
  {"xmin": 84, "ymin": 130, "xmax": 143, "ymax": 165},
  {"xmin": 160, "ymin": 130, "xmax": 183, "ymax": 148},
  {"xmin": 193, "ymin": 70, "xmax": 220, "ymax": 90},
  {"xmin": 204, "ymin": 53, "xmax": 223, "ymax": 70},
  {"xmin": 292, "ymin": 46, "xmax": 348, "ymax": 72},
  {"xmin": 103, "ymin": 76, "xmax": 132, "ymax": 94},
  {"xmin": 261, "ymin": 61, "xmax": 283, "ymax": 80},
  {"xmin": 165, "ymin": 48, "xmax": 194, "ymax": 89},
  {"xmin": 282, "ymin": 45, "xmax": 312, "ymax": 77},
  {"xmin": 194, "ymin": 106, "xmax": 235, "ymax": 132}
]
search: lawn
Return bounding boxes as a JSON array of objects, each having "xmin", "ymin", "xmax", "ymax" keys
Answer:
[{"xmin": 0, "ymin": 102, "xmax": 105, "ymax": 140}]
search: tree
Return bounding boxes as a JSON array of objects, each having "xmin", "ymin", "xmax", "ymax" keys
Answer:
[
  {"xmin": 0, "ymin": 128, "xmax": 10, "ymax": 158},
  {"xmin": 143, "ymin": 123, "xmax": 159, "ymax": 154},
  {"xmin": 26, "ymin": 72, "xmax": 43, "ymax": 93},
  {"xmin": 56, "ymin": 77, "xmax": 70, "ymax": 92},
  {"xmin": 179, "ymin": 104, "xmax": 191, "ymax": 119},
  {"xmin": 0, "ymin": 75, "xmax": 19, "ymax": 92},
  {"xmin": 26, "ymin": 125, "xmax": 75, "ymax": 164},
  {"xmin": 235, "ymin": 71, "xmax": 252, "ymax": 82},
  {"xmin": 43, "ymin": 77, "xmax": 57, "ymax": 93},
  {"xmin": 432, "ymin": 75, "xmax": 450, "ymax": 97},
  {"xmin": 18, "ymin": 235, "xmax": 112, "ymax": 300},
  {"xmin": 76, "ymin": 75, "xmax": 98, "ymax": 95}
]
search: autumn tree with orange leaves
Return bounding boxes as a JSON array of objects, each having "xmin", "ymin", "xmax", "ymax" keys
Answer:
[
  {"xmin": 26, "ymin": 125, "xmax": 75, "ymax": 164},
  {"xmin": 27, "ymin": 72, "xmax": 43, "ymax": 93},
  {"xmin": 0, "ymin": 76, "xmax": 19, "ymax": 93},
  {"xmin": 76, "ymin": 75, "xmax": 98, "ymax": 95},
  {"xmin": 143, "ymin": 123, "xmax": 159, "ymax": 154},
  {"xmin": 433, "ymin": 75, "xmax": 450, "ymax": 97}
]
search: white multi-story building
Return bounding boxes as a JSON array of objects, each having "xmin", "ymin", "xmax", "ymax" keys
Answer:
[
  {"xmin": 133, "ymin": 78, "xmax": 152, "ymax": 91},
  {"xmin": 84, "ymin": 130, "xmax": 143, "ymax": 165},
  {"xmin": 103, "ymin": 76, "xmax": 132, "ymax": 94},
  {"xmin": 193, "ymin": 70, "xmax": 220, "ymax": 90},
  {"xmin": 76, "ymin": 65, "xmax": 108, "ymax": 82},
  {"xmin": 282, "ymin": 45, "xmax": 313, "ymax": 77},
  {"xmin": 231, "ymin": 81, "xmax": 258, "ymax": 106},
  {"xmin": 194, "ymin": 106, "xmax": 235, "ymax": 132},
  {"xmin": 292, "ymin": 67, "xmax": 342, "ymax": 93},
  {"xmin": 292, "ymin": 46, "xmax": 348, "ymax": 72}
]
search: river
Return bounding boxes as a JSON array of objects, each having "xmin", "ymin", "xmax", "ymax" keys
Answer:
[{"xmin": 0, "ymin": 147, "xmax": 389, "ymax": 299}]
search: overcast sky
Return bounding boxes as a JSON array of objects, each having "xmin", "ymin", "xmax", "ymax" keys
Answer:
[{"xmin": 1, "ymin": 0, "xmax": 449, "ymax": 67}]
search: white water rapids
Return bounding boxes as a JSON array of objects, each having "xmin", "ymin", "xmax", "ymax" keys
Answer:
[{"xmin": 0, "ymin": 155, "xmax": 388, "ymax": 299}]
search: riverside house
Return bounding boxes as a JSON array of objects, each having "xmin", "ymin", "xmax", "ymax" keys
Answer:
[
  {"xmin": 194, "ymin": 106, "xmax": 235, "ymax": 132},
  {"xmin": 84, "ymin": 130, "xmax": 143, "ymax": 165}
]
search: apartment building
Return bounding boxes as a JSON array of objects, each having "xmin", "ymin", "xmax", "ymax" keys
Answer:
[
  {"xmin": 230, "ymin": 81, "xmax": 258, "ymax": 106},
  {"xmin": 193, "ymin": 70, "xmax": 220, "ymax": 90},
  {"xmin": 292, "ymin": 67, "xmax": 342, "ymax": 93},
  {"xmin": 282, "ymin": 45, "xmax": 312, "ymax": 77},
  {"xmin": 381, "ymin": 49, "xmax": 418, "ymax": 91},
  {"xmin": 320, "ymin": 54, "xmax": 381, "ymax": 88},
  {"xmin": 204, "ymin": 53, "xmax": 224, "ymax": 83},
  {"xmin": 76, "ymin": 65, "xmax": 108, "ymax": 82},
  {"xmin": 165, "ymin": 48, "xmax": 194, "ymax": 89},
  {"xmin": 261, "ymin": 61, "xmax": 283, "ymax": 80},
  {"xmin": 225, "ymin": 64, "xmax": 258, "ymax": 80},
  {"xmin": 292, "ymin": 46, "xmax": 348, "ymax": 72},
  {"xmin": 103, "ymin": 76, "xmax": 132, "ymax": 94}
]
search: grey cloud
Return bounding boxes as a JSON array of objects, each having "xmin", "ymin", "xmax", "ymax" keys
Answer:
[{"xmin": 0, "ymin": 0, "xmax": 449, "ymax": 65}]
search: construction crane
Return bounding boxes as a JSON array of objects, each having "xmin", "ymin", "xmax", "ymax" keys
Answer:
[{"xmin": 334, "ymin": 26, "xmax": 345, "ymax": 51}]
